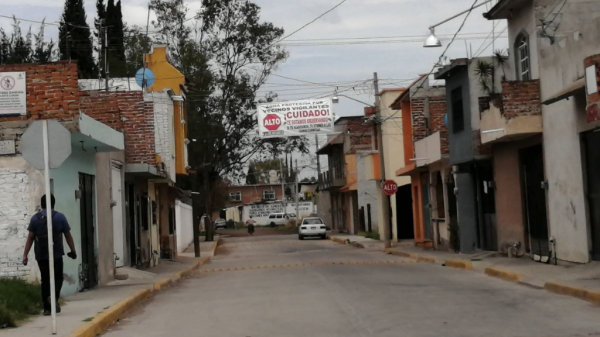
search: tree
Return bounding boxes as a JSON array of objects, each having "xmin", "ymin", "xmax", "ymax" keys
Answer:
[
  {"xmin": 123, "ymin": 25, "xmax": 152, "ymax": 76},
  {"xmin": 246, "ymin": 165, "xmax": 257, "ymax": 185},
  {"xmin": 0, "ymin": 18, "xmax": 53, "ymax": 65},
  {"xmin": 59, "ymin": 0, "xmax": 97, "ymax": 78},
  {"xmin": 95, "ymin": 0, "xmax": 106, "ymax": 78},
  {"xmin": 32, "ymin": 22, "xmax": 54, "ymax": 64},
  {"xmin": 106, "ymin": 0, "xmax": 126, "ymax": 77}
]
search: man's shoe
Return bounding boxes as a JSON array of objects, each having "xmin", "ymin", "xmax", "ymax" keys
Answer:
[{"xmin": 43, "ymin": 310, "xmax": 51, "ymax": 316}]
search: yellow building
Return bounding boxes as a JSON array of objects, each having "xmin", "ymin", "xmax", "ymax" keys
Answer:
[{"xmin": 146, "ymin": 44, "xmax": 189, "ymax": 176}]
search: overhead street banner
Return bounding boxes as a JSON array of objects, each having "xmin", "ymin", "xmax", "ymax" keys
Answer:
[{"xmin": 257, "ymin": 98, "xmax": 335, "ymax": 138}]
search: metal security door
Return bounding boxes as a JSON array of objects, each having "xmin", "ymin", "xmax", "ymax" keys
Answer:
[
  {"xmin": 583, "ymin": 131, "xmax": 600, "ymax": 260},
  {"xmin": 520, "ymin": 145, "xmax": 550, "ymax": 260},
  {"xmin": 111, "ymin": 164, "xmax": 125, "ymax": 267},
  {"xmin": 421, "ymin": 174, "xmax": 432, "ymax": 240},
  {"xmin": 79, "ymin": 173, "xmax": 97, "ymax": 289}
]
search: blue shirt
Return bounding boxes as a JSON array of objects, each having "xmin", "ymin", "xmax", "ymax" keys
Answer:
[{"xmin": 27, "ymin": 210, "xmax": 71, "ymax": 261}]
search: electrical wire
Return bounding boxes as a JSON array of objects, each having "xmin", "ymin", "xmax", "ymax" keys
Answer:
[{"xmin": 274, "ymin": 0, "xmax": 349, "ymax": 44}]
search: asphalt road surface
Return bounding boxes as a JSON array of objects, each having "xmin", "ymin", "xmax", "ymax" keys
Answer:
[{"xmin": 103, "ymin": 235, "xmax": 600, "ymax": 337}]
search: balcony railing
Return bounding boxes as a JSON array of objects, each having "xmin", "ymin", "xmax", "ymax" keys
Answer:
[{"xmin": 318, "ymin": 170, "xmax": 347, "ymax": 191}]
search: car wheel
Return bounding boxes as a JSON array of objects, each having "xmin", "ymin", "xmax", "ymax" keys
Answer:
[
  {"xmin": 298, "ymin": 234, "xmax": 304, "ymax": 240},
  {"xmin": 321, "ymin": 234, "xmax": 327, "ymax": 240}
]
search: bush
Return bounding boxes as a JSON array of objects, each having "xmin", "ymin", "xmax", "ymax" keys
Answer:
[
  {"xmin": 358, "ymin": 231, "xmax": 380, "ymax": 240},
  {"xmin": 0, "ymin": 278, "xmax": 42, "ymax": 328}
]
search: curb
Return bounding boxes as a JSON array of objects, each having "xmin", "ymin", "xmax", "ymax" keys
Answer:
[
  {"xmin": 329, "ymin": 236, "xmax": 365, "ymax": 249},
  {"xmin": 68, "ymin": 256, "xmax": 211, "ymax": 337},
  {"xmin": 544, "ymin": 282, "xmax": 600, "ymax": 305},
  {"xmin": 485, "ymin": 267, "xmax": 524, "ymax": 283},
  {"xmin": 444, "ymin": 259, "xmax": 473, "ymax": 270},
  {"xmin": 384, "ymin": 248, "xmax": 438, "ymax": 263},
  {"xmin": 66, "ymin": 289, "xmax": 152, "ymax": 337}
]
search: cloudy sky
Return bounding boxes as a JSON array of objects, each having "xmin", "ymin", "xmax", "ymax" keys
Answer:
[{"xmin": 0, "ymin": 0, "xmax": 507, "ymax": 179}]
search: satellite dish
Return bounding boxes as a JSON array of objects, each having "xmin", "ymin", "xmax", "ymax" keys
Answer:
[{"xmin": 135, "ymin": 68, "xmax": 155, "ymax": 89}]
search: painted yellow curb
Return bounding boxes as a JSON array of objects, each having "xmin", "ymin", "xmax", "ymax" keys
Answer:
[
  {"xmin": 545, "ymin": 282, "xmax": 600, "ymax": 305},
  {"xmin": 384, "ymin": 249, "xmax": 415, "ymax": 259},
  {"xmin": 153, "ymin": 278, "xmax": 172, "ymax": 291},
  {"xmin": 66, "ymin": 289, "xmax": 152, "ymax": 337},
  {"xmin": 416, "ymin": 255, "xmax": 438, "ymax": 264},
  {"xmin": 330, "ymin": 237, "xmax": 347, "ymax": 245},
  {"xmin": 445, "ymin": 259, "xmax": 473, "ymax": 270},
  {"xmin": 485, "ymin": 267, "xmax": 524, "ymax": 283}
]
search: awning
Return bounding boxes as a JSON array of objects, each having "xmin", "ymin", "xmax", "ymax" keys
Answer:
[
  {"xmin": 316, "ymin": 134, "xmax": 344, "ymax": 155},
  {"xmin": 339, "ymin": 181, "xmax": 358, "ymax": 192},
  {"xmin": 543, "ymin": 78, "xmax": 586, "ymax": 105},
  {"xmin": 395, "ymin": 162, "xmax": 428, "ymax": 177}
]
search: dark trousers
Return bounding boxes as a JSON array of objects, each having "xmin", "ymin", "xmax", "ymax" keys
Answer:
[{"xmin": 37, "ymin": 258, "xmax": 63, "ymax": 311}]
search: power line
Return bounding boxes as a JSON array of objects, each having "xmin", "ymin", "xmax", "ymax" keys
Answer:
[{"xmin": 275, "ymin": 0, "xmax": 349, "ymax": 43}]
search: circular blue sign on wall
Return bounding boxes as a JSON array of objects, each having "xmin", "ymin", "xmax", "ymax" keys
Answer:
[
  {"xmin": 444, "ymin": 113, "xmax": 448, "ymax": 127},
  {"xmin": 135, "ymin": 68, "xmax": 155, "ymax": 89}
]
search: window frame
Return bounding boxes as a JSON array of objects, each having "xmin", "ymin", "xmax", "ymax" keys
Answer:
[
  {"xmin": 263, "ymin": 190, "xmax": 276, "ymax": 201},
  {"xmin": 516, "ymin": 33, "xmax": 531, "ymax": 81},
  {"xmin": 229, "ymin": 191, "xmax": 242, "ymax": 202}
]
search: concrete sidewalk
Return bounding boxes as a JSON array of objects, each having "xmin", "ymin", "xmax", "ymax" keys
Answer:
[
  {"xmin": 331, "ymin": 234, "xmax": 600, "ymax": 305},
  {"xmin": 2, "ymin": 239, "xmax": 219, "ymax": 337}
]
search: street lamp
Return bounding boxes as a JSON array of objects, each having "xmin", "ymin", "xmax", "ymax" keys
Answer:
[
  {"xmin": 423, "ymin": 0, "xmax": 493, "ymax": 48},
  {"xmin": 424, "ymin": 28, "xmax": 442, "ymax": 48}
]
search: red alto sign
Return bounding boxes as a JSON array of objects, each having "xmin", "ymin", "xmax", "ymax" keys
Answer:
[
  {"xmin": 382, "ymin": 180, "xmax": 398, "ymax": 196},
  {"xmin": 263, "ymin": 114, "xmax": 282, "ymax": 131}
]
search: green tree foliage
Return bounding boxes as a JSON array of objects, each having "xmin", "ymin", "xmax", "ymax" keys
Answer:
[
  {"xmin": 59, "ymin": 0, "xmax": 97, "ymax": 78},
  {"xmin": 106, "ymin": 0, "xmax": 126, "ymax": 76},
  {"xmin": 0, "ymin": 18, "xmax": 54, "ymax": 65},
  {"xmin": 246, "ymin": 165, "xmax": 258, "ymax": 185},
  {"xmin": 94, "ymin": 0, "xmax": 106, "ymax": 78},
  {"xmin": 123, "ymin": 25, "xmax": 152, "ymax": 76}
]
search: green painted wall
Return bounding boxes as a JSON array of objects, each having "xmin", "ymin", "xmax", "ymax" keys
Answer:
[{"xmin": 50, "ymin": 145, "xmax": 96, "ymax": 295}]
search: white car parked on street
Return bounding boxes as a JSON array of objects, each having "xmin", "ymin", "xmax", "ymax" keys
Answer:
[
  {"xmin": 267, "ymin": 213, "xmax": 290, "ymax": 227},
  {"xmin": 298, "ymin": 217, "xmax": 328, "ymax": 240}
]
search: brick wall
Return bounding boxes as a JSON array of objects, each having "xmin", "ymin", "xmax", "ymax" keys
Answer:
[
  {"xmin": 429, "ymin": 97, "xmax": 449, "ymax": 155},
  {"xmin": 80, "ymin": 91, "xmax": 156, "ymax": 166},
  {"xmin": 411, "ymin": 96, "xmax": 449, "ymax": 155},
  {"xmin": 0, "ymin": 168, "xmax": 32, "ymax": 278},
  {"xmin": 346, "ymin": 118, "xmax": 372, "ymax": 154},
  {"xmin": 0, "ymin": 62, "xmax": 79, "ymax": 125},
  {"xmin": 411, "ymin": 97, "xmax": 428, "ymax": 143},
  {"xmin": 501, "ymin": 80, "xmax": 541, "ymax": 119},
  {"xmin": 224, "ymin": 185, "xmax": 284, "ymax": 208}
]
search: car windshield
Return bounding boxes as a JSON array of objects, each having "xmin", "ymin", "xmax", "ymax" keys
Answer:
[{"xmin": 303, "ymin": 219, "xmax": 323, "ymax": 225}]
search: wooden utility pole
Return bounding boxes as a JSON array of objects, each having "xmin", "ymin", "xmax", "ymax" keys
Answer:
[
  {"xmin": 374, "ymin": 72, "xmax": 392, "ymax": 248},
  {"xmin": 192, "ymin": 172, "xmax": 200, "ymax": 257},
  {"xmin": 295, "ymin": 159, "xmax": 300, "ymax": 222}
]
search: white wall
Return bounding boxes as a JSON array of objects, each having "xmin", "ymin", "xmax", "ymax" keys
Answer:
[
  {"xmin": 240, "ymin": 202, "xmax": 316, "ymax": 225},
  {"xmin": 538, "ymin": 16, "xmax": 600, "ymax": 263},
  {"xmin": 356, "ymin": 151, "xmax": 379, "ymax": 232},
  {"xmin": 146, "ymin": 91, "xmax": 176, "ymax": 183},
  {"xmin": 0, "ymin": 156, "xmax": 44, "ymax": 281},
  {"xmin": 175, "ymin": 200, "xmax": 193, "ymax": 253}
]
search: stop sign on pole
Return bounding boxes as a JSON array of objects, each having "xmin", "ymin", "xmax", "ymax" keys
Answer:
[
  {"xmin": 382, "ymin": 180, "xmax": 398, "ymax": 196},
  {"xmin": 21, "ymin": 120, "xmax": 72, "ymax": 170},
  {"xmin": 263, "ymin": 114, "xmax": 282, "ymax": 131}
]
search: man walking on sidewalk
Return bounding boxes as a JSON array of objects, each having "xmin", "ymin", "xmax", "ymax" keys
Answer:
[{"xmin": 22, "ymin": 194, "xmax": 77, "ymax": 316}]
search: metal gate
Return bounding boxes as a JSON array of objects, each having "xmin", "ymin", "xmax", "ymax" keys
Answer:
[
  {"xmin": 520, "ymin": 145, "xmax": 550, "ymax": 260},
  {"xmin": 79, "ymin": 173, "xmax": 97, "ymax": 289},
  {"xmin": 583, "ymin": 131, "xmax": 600, "ymax": 261}
]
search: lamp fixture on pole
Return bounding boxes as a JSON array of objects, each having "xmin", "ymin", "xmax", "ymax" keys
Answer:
[{"xmin": 423, "ymin": 0, "xmax": 493, "ymax": 48}]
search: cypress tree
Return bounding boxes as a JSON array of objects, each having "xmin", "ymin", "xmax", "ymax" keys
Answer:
[
  {"xmin": 58, "ymin": 0, "xmax": 97, "ymax": 78},
  {"xmin": 95, "ymin": 0, "xmax": 106, "ymax": 78},
  {"xmin": 105, "ymin": 0, "xmax": 126, "ymax": 77}
]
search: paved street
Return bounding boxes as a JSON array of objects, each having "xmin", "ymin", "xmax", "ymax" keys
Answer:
[{"xmin": 103, "ymin": 235, "xmax": 600, "ymax": 337}]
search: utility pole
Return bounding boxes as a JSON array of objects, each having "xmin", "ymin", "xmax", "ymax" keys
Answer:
[
  {"xmin": 280, "ymin": 158, "xmax": 286, "ymax": 212},
  {"xmin": 103, "ymin": 19, "xmax": 109, "ymax": 91},
  {"xmin": 374, "ymin": 72, "xmax": 392, "ymax": 248},
  {"xmin": 315, "ymin": 134, "xmax": 321, "ymax": 183},
  {"xmin": 295, "ymin": 159, "xmax": 300, "ymax": 222}
]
